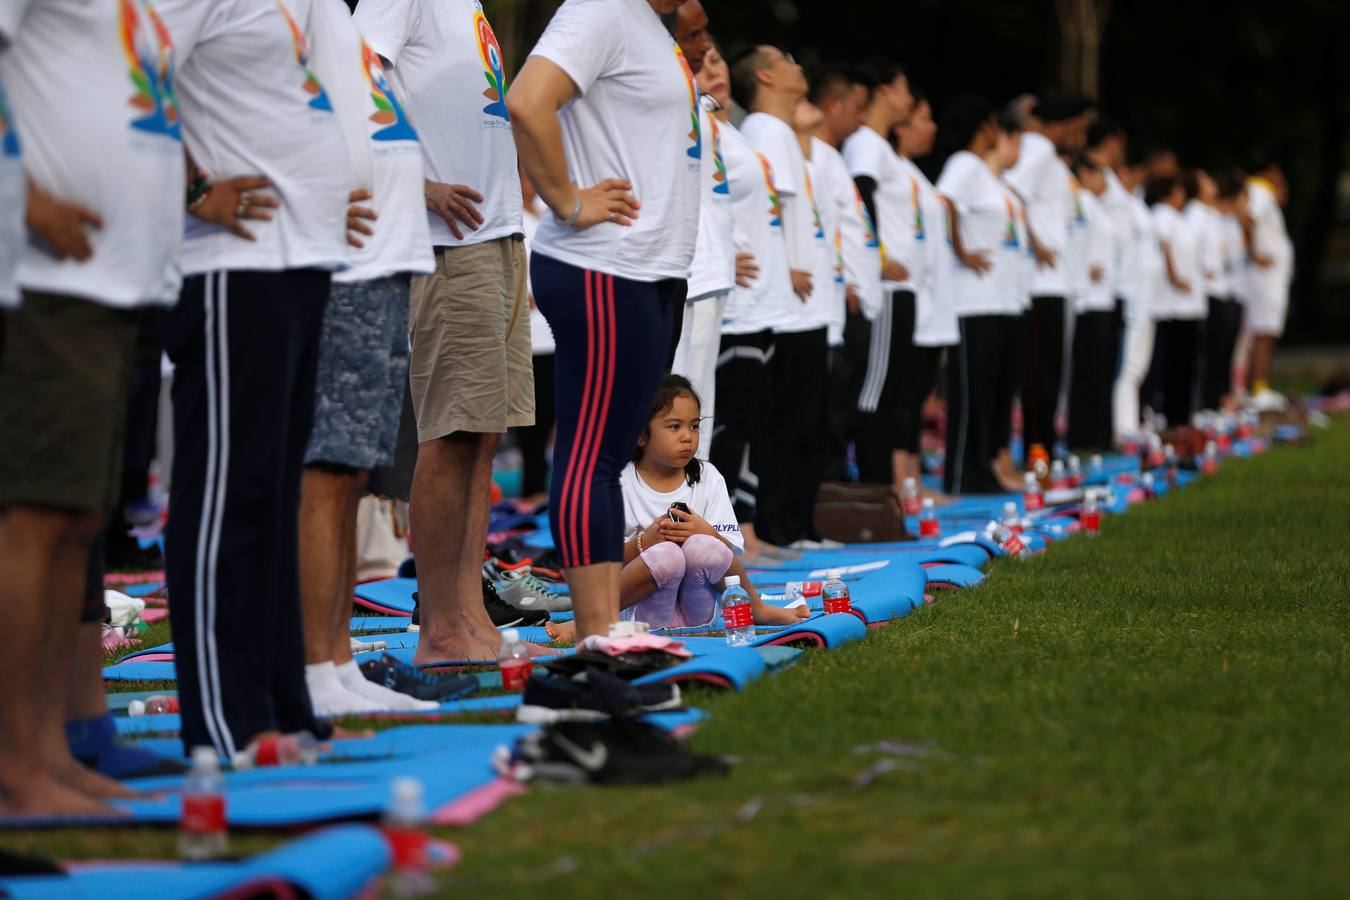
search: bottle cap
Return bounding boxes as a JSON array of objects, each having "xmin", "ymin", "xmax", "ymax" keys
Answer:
[
  {"xmin": 1091, "ymin": 454, "xmax": 1103, "ymax": 467},
  {"xmin": 724, "ymin": 575, "xmax": 741, "ymax": 587},
  {"xmin": 501, "ymin": 628, "xmax": 520, "ymax": 644},
  {"xmin": 191, "ymin": 746, "xmax": 220, "ymax": 770},
  {"xmin": 903, "ymin": 476, "xmax": 916, "ymax": 489},
  {"xmin": 826, "ymin": 569, "xmax": 842, "ymax": 580},
  {"xmin": 391, "ymin": 776, "xmax": 424, "ymax": 807},
  {"xmin": 128, "ymin": 700, "xmax": 146, "ymax": 717},
  {"xmin": 1004, "ymin": 501, "xmax": 1017, "ymax": 515},
  {"xmin": 922, "ymin": 497, "xmax": 934, "ymax": 509},
  {"xmin": 1024, "ymin": 471, "xmax": 1037, "ymax": 484},
  {"xmin": 1069, "ymin": 454, "xmax": 1080, "ymax": 467},
  {"xmin": 1052, "ymin": 459, "xmax": 1065, "ymax": 472}
]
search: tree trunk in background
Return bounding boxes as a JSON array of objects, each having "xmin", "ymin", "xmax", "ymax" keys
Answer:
[{"xmin": 1056, "ymin": 0, "xmax": 1111, "ymax": 98}]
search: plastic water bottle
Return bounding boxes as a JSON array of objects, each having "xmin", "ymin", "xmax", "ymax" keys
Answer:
[
  {"xmin": 1028, "ymin": 443, "xmax": 1050, "ymax": 485},
  {"xmin": 231, "ymin": 732, "xmax": 322, "ymax": 769},
  {"xmin": 1002, "ymin": 501, "xmax": 1022, "ymax": 532},
  {"xmin": 128, "ymin": 694, "xmax": 179, "ymax": 717},
  {"xmin": 992, "ymin": 521, "xmax": 1028, "ymax": 558},
  {"xmin": 900, "ymin": 477, "xmax": 921, "ymax": 516},
  {"xmin": 1164, "ymin": 443, "xmax": 1179, "ymax": 487},
  {"xmin": 385, "ymin": 777, "xmax": 433, "ymax": 897},
  {"xmin": 1067, "ymin": 454, "xmax": 1083, "ymax": 487},
  {"xmin": 179, "ymin": 746, "xmax": 227, "ymax": 860},
  {"xmin": 919, "ymin": 497, "xmax": 939, "ymax": 537},
  {"xmin": 1146, "ymin": 433, "xmax": 1165, "ymax": 469},
  {"xmin": 721, "ymin": 576, "xmax": 754, "ymax": 646},
  {"xmin": 1141, "ymin": 471, "xmax": 1157, "ymax": 499},
  {"xmin": 1023, "ymin": 472, "xmax": 1044, "ymax": 511},
  {"xmin": 1201, "ymin": 440, "xmax": 1219, "ymax": 475},
  {"xmin": 1050, "ymin": 459, "xmax": 1068, "ymax": 490},
  {"xmin": 1089, "ymin": 454, "xmax": 1104, "ymax": 480},
  {"xmin": 822, "ymin": 569, "xmax": 851, "ymax": 615},
  {"xmin": 1081, "ymin": 489, "xmax": 1102, "ymax": 535},
  {"xmin": 498, "ymin": 628, "xmax": 532, "ymax": 692}
]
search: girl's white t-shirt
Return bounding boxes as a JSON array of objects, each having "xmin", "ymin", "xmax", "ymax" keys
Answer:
[
  {"xmin": 620, "ymin": 460, "xmax": 744, "ymax": 556},
  {"xmin": 903, "ymin": 157, "xmax": 956, "ymax": 346},
  {"xmin": 2, "ymin": 0, "xmax": 186, "ymax": 306},
  {"xmin": 1006, "ymin": 131, "xmax": 1072, "ymax": 297},
  {"xmin": 1152, "ymin": 203, "xmax": 1205, "ymax": 320},
  {"xmin": 1127, "ymin": 192, "xmax": 1163, "ymax": 322},
  {"xmin": 719, "ymin": 119, "xmax": 791, "ymax": 336},
  {"xmin": 935, "ymin": 150, "xmax": 1026, "ymax": 318},
  {"xmin": 353, "ymin": 0, "xmax": 522, "ymax": 250},
  {"xmin": 527, "ymin": 0, "xmax": 699, "ymax": 282},
  {"xmin": 838, "ymin": 171, "xmax": 884, "ymax": 323},
  {"xmin": 310, "ymin": 0, "xmax": 433, "ymax": 284},
  {"xmin": 1074, "ymin": 190, "xmax": 1117, "ymax": 314}
]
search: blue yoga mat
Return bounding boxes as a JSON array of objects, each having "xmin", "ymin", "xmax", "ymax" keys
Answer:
[
  {"xmin": 924, "ymin": 563, "xmax": 986, "ymax": 589},
  {"xmin": 354, "ymin": 577, "xmax": 418, "ymax": 614},
  {"xmin": 752, "ymin": 611, "xmax": 869, "ymax": 649},
  {"xmin": 0, "ymin": 824, "xmax": 391, "ymax": 900},
  {"xmin": 633, "ymin": 645, "xmax": 767, "ymax": 691}
]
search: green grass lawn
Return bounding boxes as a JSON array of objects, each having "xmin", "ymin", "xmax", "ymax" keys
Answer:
[{"xmin": 12, "ymin": 420, "xmax": 1348, "ymax": 898}]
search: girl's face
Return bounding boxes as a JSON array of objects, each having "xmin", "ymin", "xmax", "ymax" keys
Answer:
[
  {"xmin": 639, "ymin": 393, "xmax": 700, "ymax": 469},
  {"xmin": 696, "ymin": 46, "xmax": 730, "ymax": 110}
]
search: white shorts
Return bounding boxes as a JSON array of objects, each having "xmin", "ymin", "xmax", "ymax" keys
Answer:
[{"xmin": 1243, "ymin": 269, "xmax": 1290, "ymax": 337}]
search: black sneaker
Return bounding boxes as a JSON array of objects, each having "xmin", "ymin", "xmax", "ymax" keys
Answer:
[
  {"xmin": 518, "ymin": 666, "xmax": 681, "ymax": 724},
  {"xmin": 359, "ymin": 653, "xmax": 479, "ymax": 702},
  {"xmin": 508, "ymin": 718, "xmax": 727, "ymax": 785},
  {"xmin": 542, "ymin": 648, "xmax": 683, "ymax": 681},
  {"xmin": 483, "ymin": 577, "xmax": 549, "ymax": 627},
  {"xmin": 408, "ymin": 592, "xmax": 420, "ymax": 632}
]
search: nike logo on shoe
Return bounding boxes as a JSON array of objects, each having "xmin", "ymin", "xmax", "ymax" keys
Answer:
[{"xmin": 550, "ymin": 732, "xmax": 609, "ymax": 771}]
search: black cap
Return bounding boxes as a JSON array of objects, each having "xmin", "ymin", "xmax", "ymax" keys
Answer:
[{"xmin": 1033, "ymin": 91, "xmax": 1093, "ymax": 123}]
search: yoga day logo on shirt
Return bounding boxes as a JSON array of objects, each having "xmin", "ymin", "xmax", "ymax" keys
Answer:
[
  {"xmin": 909, "ymin": 176, "xmax": 925, "ymax": 241},
  {"xmin": 674, "ymin": 45, "xmax": 700, "ymax": 161},
  {"xmin": 1069, "ymin": 175, "xmax": 1086, "ymax": 227},
  {"xmin": 833, "ymin": 225, "xmax": 845, "ymax": 285},
  {"xmin": 854, "ymin": 186, "xmax": 878, "ymax": 249},
  {"xmin": 473, "ymin": 7, "xmax": 510, "ymax": 122},
  {"xmin": 707, "ymin": 114, "xmax": 728, "ymax": 195},
  {"xmin": 0, "ymin": 87, "xmax": 17, "ymax": 158},
  {"xmin": 756, "ymin": 152, "xmax": 782, "ymax": 228},
  {"xmin": 121, "ymin": 0, "xmax": 181, "ymax": 140},
  {"xmin": 277, "ymin": 1, "xmax": 332, "ymax": 112},
  {"xmin": 1002, "ymin": 196, "xmax": 1020, "ymax": 249},
  {"xmin": 361, "ymin": 40, "xmax": 417, "ymax": 142},
  {"xmin": 804, "ymin": 168, "xmax": 825, "ymax": 240}
]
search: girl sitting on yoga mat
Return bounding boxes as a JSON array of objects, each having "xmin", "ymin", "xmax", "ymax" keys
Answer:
[{"xmin": 547, "ymin": 377, "xmax": 809, "ymax": 641}]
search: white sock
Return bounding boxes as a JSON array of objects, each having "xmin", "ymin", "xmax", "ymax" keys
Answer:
[
  {"xmin": 336, "ymin": 659, "xmax": 438, "ymax": 712},
  {"xmin": 305, "ymin": 661, "xmax": 382, "ymax": 716}
]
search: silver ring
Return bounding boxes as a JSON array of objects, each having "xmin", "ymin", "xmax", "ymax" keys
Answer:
[{"xmin": 611, "ymin": 211, "xmax": 618, "ymax": 223}]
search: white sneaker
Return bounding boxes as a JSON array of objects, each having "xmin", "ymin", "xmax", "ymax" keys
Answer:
[{"xmin": 1249, "ymin": 388, "xmax": 1288, "ymax": 413}]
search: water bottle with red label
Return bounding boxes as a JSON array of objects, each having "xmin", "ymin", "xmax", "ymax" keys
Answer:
[
  {"xmin": 1080, "ymin": 489, "xmax": 1102, "ymax": 535},
  {"xmin": 1050, "ymin": 459, "xmax": 1069, "ymax": 490},
  {"xmin": 1067, "ymin": 455, "xmax": 1083, "ymax": 487},
  {"xmin": 721, "ymin": 576, "xmax": 755, "ymax": 646},
  {"xmin": 1023, "ymin": 472, "xmax": 1044, "ymax": 511},
  {"xmin": 180, "ymin": 746, "xmax": 227, "ymax": 860},
  {"xmin": 1089, "ymin": 454, "xmax": 1104, "ymax": 481},
  {"xmin": 992, "ymin": 521, "xmax": 1028, "ymax": 557},
  {"xmin": 919, "ymin": 497, "xmax": 940, "ymax": 537},
  {"xmin": 498, "ymin": 629, "xmax": 532, "ymax": 692},
  {"xmin": 900, "ymin": 477, "xmax": 921, "ymax": 516},
  {"xmin": 385, "ymin": 777, "xmax": 433, "ymax": 897},
  {"xmin": 822, "ymin": 570, "xmax": 851, "ymax": 615},
  {"xmin": 1146, "ymin": 433, "xmax": 1166, "ymax": 469},
  {"xmin": 1201, "ymin": 440, "xmax": 1219, "ymax": 475},
  {"xmin": 1001, "ymin": 501, "xmax": 1022, "ymax": 532},
  {"xmin": 128, "ymin": 694, "xmax": 179, "ymax": 716}
]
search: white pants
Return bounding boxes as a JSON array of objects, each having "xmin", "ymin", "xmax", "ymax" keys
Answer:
[
  {"xmin": 672, "ymin": 291, "xmax": 729, "ymax": 460},
  {"xmin": 1112, "ymin": 316, "xmax": 1155, "ymax": 440}
]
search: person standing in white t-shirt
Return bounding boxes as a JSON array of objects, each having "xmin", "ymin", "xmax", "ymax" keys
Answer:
[
  {"xmin": 297, "ymin": 0, "xmax": 438, "ymax": 717},
  {"xmin": 1065, "ymin": 155, "xmax": 1119, "ymax": 452},
  {"xmin": 154, "ymin": 0, "xmax": 362, "ymax": 761},
  {"xmin": 893, "ymin": 92, "xmax": 951, "ymax": 495},
  {"xmin": 935, "ymin": 96, "xmax": 1023, "ymax": 495},
  {"xmin": 809, "ymin": 65, "xmax": 874, "ymax": 483},
  {"xmin": 508, "ymin": 0, "xmax": 700, "ymax": 642},
  {"xmin": 1112, "ymin": 151, "xmax": 1165, "ymax": 443},
  {"xmin": 355, "ymin": 0, "xmax": 533, "ymax": 664},
  {"xmin": 732, "ymin": 43, "xmax": 830, "ymax": 550},
  {"xmin": 841, "ymin": 59, "xmax": 917, "ymax": 488},
  {"xmin": 697, "ymin": 41, "xmax": 787, "ymax": 560},
  {"xmin": 1241, "ymin": 157, "xmax": 1293, "ymax": 411},
  {"xmin": 1203, "ymin": 168, "xmax": 1248, "ymax": 411},
  {"xmin": 671, "ymin": 0, "xmax": 739, "ymax": 462},
  {"xmin": 1149, "ymin": 173, "xmax": 1205, "ymax": 428},
  {"xmin": 1005, "ymin": 91, "xmax": 1092, "ymax": 452}
]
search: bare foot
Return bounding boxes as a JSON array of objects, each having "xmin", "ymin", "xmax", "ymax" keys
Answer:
[
  {"xmin": 925, "ymin": 490, "xmax": 958, "ymax": 507},
  {"xmin": 53, "ymin": 759, "xmax": 153, "ymax": 800},
  {"xmin": 0, "ymin": 774, "xmax": 124, "ymax": 818},
  {"xmin": 330, "ymin": 726, "xmax": 375, "ymax": 740},
  {"xmin": 545, "ymin": 620, "xmax": 577, "ymax": 644}
]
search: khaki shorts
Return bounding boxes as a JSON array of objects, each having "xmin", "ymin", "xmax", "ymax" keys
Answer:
[
  {"xmin": 409, "ymin": 237, "xmax": 535, "ymax": 441},
  {"xmin": 0, "ymin": 292, "xmax": 139, "ymax": 512}
]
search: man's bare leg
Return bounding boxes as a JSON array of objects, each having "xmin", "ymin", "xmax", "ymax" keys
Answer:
[
  {"xmin": 299, "ymin": 467, "xmax": 357, "ymax": 666},
  {"xmin": 327, "ymin": 472, "xmax": 366, "ymax": 666},
  {"xmin": 411, "ymin": 432, "xmax": 505, "ymax": 663},
  {"xmin": 1249, "ymin": 335, "xmax": 1275, "ymax": 390},
  {"xmin": 0, "ymin": 508, "xmax": 115, "ymax": 816}
]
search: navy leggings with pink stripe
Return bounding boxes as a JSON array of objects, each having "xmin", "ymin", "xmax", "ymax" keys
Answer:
[{"xmin": 532, "ymin": 253, "xmax": 680, "ymax": 567}]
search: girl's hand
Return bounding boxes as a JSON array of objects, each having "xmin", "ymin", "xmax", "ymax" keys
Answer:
[
  {"xmin": 658, "ymin": 509, "xmax": 715, "ymax": 544},
  {"xmin": 639, "ymin": 519, "xmax": 665, "ymax": 551}
]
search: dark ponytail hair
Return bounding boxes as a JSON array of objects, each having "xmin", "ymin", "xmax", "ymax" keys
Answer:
[{"xmin": 634, "ymin": 374, "xmax": 703, "ymax": 486}]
